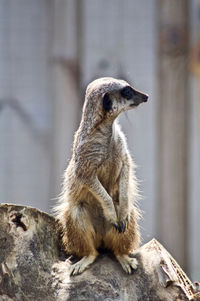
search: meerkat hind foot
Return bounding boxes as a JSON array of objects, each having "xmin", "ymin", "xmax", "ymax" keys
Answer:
[
  {"xmin": 116, "ymin": 254, "xmax": 138, "ymax": 274},
  {"xmin": 70, "ymin": 254, "xmax": 97, "ymax": 276}
]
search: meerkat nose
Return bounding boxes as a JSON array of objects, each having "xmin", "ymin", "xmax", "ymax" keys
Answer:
[{"xmin": 142, "ymin": 94, "xmax": 148, "ymax": 102}]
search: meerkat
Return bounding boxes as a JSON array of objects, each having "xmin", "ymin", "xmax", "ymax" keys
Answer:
[{"xmin": 54, "ymin": 77, "xmax": 148, "ymax": 276}]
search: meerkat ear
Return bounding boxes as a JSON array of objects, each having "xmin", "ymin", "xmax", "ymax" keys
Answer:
[{"xmin": 102, "ymin": 93, "xmax": 112, "ymax": 112}]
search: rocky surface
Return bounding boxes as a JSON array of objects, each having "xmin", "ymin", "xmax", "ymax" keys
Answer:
[{"xmin": 0, "ymin": 204, "xmax": 199, "ymax": 301}]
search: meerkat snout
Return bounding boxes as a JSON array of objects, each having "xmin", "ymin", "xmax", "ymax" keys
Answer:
[
  {"xmin": 132, "ymin": 90, "xmax": 148, "ymax": 105},
  {"xmin": 120, "ymin": 86, "xmax": 148, "ymax": 107},
  {"xmin": 102, "ymin": 83, "xmax": 148, "ymax": 115}
]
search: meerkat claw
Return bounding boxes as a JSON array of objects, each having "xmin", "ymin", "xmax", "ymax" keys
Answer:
[
  {"xmin": 113, "ymin": 217, "xmax": 129, "ymax": 233},
  {"xmin": 116, "ymin": 254, "xmax": 138, "ymax": 274},
  {"xmin": 117, "ymin": 221, "xmax": 124, "ymax": 233},
  {"xmin": 111, "ymin": 221, "xmax": 124, "ymax": 233},
  {"xmin": 69, "ymin": 254, "xmax": 97, "ymax": 276},
  {"xmin": 111, "ymin": 222, "xmax": 119, "ymax": 231},
  {"xmin": 118, "ymin": 220, "xmax": 127, "ymax": 233}
]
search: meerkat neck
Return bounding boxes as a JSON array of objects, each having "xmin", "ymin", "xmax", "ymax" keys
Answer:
[
  {"xmin": 73, "ymin": 118, "xmax": 117, "ymax": 154},
  {"xmin": 96, "ymin": 118, "xmax": 114, "ymax": 134},
  {"xmin": 79, "ymin": 112, "xmax": 115, "ymax": 137}
]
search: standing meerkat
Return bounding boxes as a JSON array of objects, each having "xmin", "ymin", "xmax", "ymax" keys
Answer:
[{"xmin": 55, "ymin": 77, "xmax": 148, "ymax": 276}]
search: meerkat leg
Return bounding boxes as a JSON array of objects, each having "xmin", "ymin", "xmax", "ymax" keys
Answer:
[
  {"xmin": 61, "ymin": 205, "xmax": 99, "ymax": 276},
  {"xmin": 117, "ymin": 157, "xmax": 139, "ymax": 233},
  {"xmin": 84, "ymin": 176, "xmax": 118, "ymax": 226},
  {"xmin": 104, "ymin": 209, "xmax": 140, "ymax": 274}
]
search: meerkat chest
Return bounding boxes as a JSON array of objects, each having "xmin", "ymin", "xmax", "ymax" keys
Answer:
[{"xmin": 97, "ymin": 147, "xmax": 123, "ymax": 187}]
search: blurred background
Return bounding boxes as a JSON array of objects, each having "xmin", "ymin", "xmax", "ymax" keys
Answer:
[{"xmin": 0, "ymin": 0, "xmax": 199, "ymax": 281}]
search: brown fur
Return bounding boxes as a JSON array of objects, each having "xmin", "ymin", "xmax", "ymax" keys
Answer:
[{"xmin": 54, "ymin": 77, "xmax": 148, "ymax": 275}]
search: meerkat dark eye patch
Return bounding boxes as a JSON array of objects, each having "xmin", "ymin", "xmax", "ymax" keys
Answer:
[
  {"xmin": 120, "ymin": 86, "xmax": 135, "ymax": 100},
  {"xmin": 102, "ymin": 93, "xmax": 112, "ymax": 111}
]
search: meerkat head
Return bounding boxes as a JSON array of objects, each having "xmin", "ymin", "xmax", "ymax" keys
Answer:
[
  {"xmin": 80, "ymin": 77, "xmax": 148, "ymax": 133},
  {"xmin": 84, "ymin": 77, "xmax": 148, "ymax": 121}
]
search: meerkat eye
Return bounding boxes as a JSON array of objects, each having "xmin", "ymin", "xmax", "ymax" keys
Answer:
[
  {"xmin": 102, "ymin": 93, "xmax": 112, "ymax": 112},
  {"xmin": 120, "ymin": 86, "xmax": 135, "ymax": 100}
]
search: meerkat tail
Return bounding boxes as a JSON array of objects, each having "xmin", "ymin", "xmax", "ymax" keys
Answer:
[
  {"xmin": 115, "ymin": 254, "xmax": 138, "ymax": 274},
  {"xmin": 70, "ymin": 253, "xmax": 98, "ymax": 276}
]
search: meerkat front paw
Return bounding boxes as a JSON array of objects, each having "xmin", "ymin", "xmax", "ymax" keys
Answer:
[
  {"xmin": 117, "ymin": 216, "xmax": 129, "ymax": 233},
  {"xmin": 112, "ymin": 216, "xmax": 129, "ymax": 233},
  {"xmin": 116, "ymin": 254, "xmax": 138, "ymax": 274}
]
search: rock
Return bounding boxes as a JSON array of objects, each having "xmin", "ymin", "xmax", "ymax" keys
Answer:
[{"xmin": 0, "ymin": 204, "xmax": 199, "ymax": 301}]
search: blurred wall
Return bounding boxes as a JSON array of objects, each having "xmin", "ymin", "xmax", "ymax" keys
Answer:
[
  {"xmin": 0, "ymin": 0, "xmax": 199, "ymax": 281},
  {"xmin": 0, "ymin": 0, "xmax": 53, "ymax": 211},
  {"xmin": 188, "ymin": 0, "xmax": 200, "ymax": 283}
]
